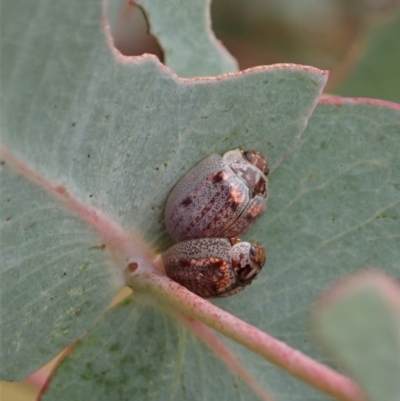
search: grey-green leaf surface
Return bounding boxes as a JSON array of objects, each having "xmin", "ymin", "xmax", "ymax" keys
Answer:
[
  {"xmin": 137, "ymin": 0, "xmax": 238, "ymax": 77},
  {"xmin": 37, "ymin": 97, "xmax": 400, "ymax": 401},
  {"xmin": 40, "ymin": 297, "xmax": 266, "ymax": 401},
  {"xmin": 313, "ymin": 272, "xmax": 400, "ymax": 401},
  {"xmin": 0, "ymin": 167, "xmax": 124, "ymax": 381},
  {"xmin": 43, "ymin": 297, "xmax": 331, "ymax": 401},
  {"xmin": 213, "ymin": 99, "xmax": 400, "ymax": 400},
  {"xmin": 1, "ymin": 0, "xmax": 326, "ymax": 382}
]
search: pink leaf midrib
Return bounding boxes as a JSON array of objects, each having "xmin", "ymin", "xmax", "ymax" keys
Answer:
[
  {"xmin": 1, "ymin": 143, "xmax": 365, "ymax": 401},
  {"xmin": 0, "ymin": 144, "xmax": 155, "ymax": 274}
]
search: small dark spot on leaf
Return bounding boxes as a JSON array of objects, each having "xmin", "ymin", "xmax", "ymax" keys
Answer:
[
  {"xmin": 87, "ymin": 154, "xmax": 90, "ymax": 158},
  {"xmin": 164, "ymin": 163, "xmax": 168, "ymax": 169},
  {"xmin": 6, "ymin": 217, "xmax": 11, "ymax": 222},
  {"xmin": 320, "ymin": 141, "xmax": 328, "ymax": 150},
  {"xmin": 308, "ymin": 174, "xmax": 314, "ymax": 180},
  {"xmin": 6, "ymin": 199, "xmax": 10, "ymax": 202},
  {"xmin": 0, "ymin": 160, "xmax": 5, "ymax": 165},
  {"xmin": 109, "ymin": 343, "xmax": 120, "ymax": 352},
  {"xmin": 105, "ymin": 115, "xmax": 109, "ymax": 119},
  {"xmin": 200, "ymin": 115, "xmax": 208, "ymax": 119},
  {"xmin": 89, "ymin": 244, "xmax": 106, "ymax": 250},
  {"xmin": 54, "ymin": 104, "xmax": 57, "ymax": 108},
  {"xmin": 379, "ymin": 135, "xmax": 386, "ymax": 141},
  {"xmin": 24, "ymin": 223, "xmax": 35, "ymax": 231},
  {"xmin": 376, "ymin": 214, "xmax": 396, "ymax": 220},
  {"xmin": 71, "ymin": 122, "xmax": 76, "ymax": 127},
  {"xmin": 89, "ymin": 194, "xmax": 93, "ymax": 198},
  {"xmin": 394, "ymin": 184, "xmax": 400, "ymax": 191},
  {"xmin": 63, "ymin": 272, "xmax": 67, "ymax": 277}
]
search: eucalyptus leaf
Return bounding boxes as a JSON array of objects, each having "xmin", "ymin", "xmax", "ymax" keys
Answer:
[
  {"xmin": 0, "ymin": 169, "xmax": 124, "ymax": 381},
  {"xmin": 312, "ymin": 272, "xmax": 400, "ymax": 401},
  {"xmin": 137, "ymin": 0, "xmax": 238, "ymax": 77},
  {"xmin": 214, "ymin": 99, "xmax": 400, "ymax": 399},
  {"xmin": 40, "ymin": 297, "xmax": 267, "ymax": 401},
  {"xmin": 1, "ymin": 0, "xmax": 326, "ymax": 381},
  {"xmin": 2, "ymin": 0, "xmax": 400, "ymax": 399}
]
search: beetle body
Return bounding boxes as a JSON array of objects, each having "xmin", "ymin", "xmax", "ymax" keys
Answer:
[
  {"xmin": 165, "ymin": 149, "xmax": 268, "ymax": 242},
  {"xmin": 162, "ymin": 237, "xmax": 266, "ymax": 298}
]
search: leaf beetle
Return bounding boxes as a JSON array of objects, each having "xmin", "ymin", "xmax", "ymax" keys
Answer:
[
  {"xmin": 165, "ymin": 149, "xmax": 269, "ymax": 242},
  {"xmin": 162, "ymin": 237, "xmax": 266, "ymax": 298}
]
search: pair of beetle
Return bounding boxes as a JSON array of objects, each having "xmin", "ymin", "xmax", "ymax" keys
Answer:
[{"xmin": 163, "ymin": 148, "xmax": 269, "ymax": 298}]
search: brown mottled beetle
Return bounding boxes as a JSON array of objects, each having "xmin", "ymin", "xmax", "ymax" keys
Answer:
[
  {"xmin": 162, "ymin": 237, "xmax": 266, "ymax": 298},
  {"xmin": 165, "ymin": 149, "xmax": 268, "ymax": 242}
]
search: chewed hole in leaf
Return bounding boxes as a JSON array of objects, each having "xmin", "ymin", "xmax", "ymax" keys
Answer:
[{"xmin": 107, "ymin": 0, "xmax": 164, "ymax": 61}]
